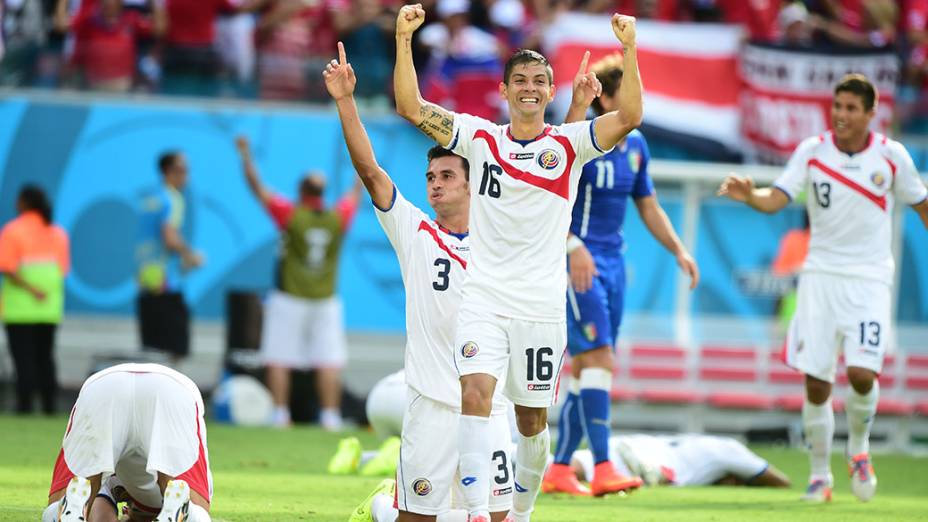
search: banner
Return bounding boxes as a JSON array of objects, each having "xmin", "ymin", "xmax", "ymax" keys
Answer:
[
  {"xmin": 740, "ymin": 44, "xmax": 899, "ymax": 163},
  {"xmin": 543, "ymin": 13, "xmax": 744, "ymax": 154}
]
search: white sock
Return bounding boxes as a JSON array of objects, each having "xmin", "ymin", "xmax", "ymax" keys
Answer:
[
  {"xmin": 511, "ymin": 427, "xmax": 550, "ymax": 522},
  {"xmin": 272, "ymin": 406, "xmax": 290, "ymax": 425},
  {"xmin": 372, "ymin": 494, "xmax": 397, "ymax": 522},
  {"xmin": 42, "ymin": 501, "xmax": 60, "ymax": 522},
  {"xmin": 802, "ymin": 398, "xmax": 834, "ymax": 480},
  {"xmin": 187, "ymin": 503, "xmax": 211, "ymax": 522},
  {"xmin": 458, "ymin": 415, "xmax": 491, "ymax": 517},
  {"xmin": 846, "ymin": 380, "xmax": 879, "ymax": 456},
  {"xmin": 437, "ymin": 509, "xmax": 469, "ymax": 522},
  {"xmin": 320, "ymin": 408, "xmax": 343, "ymax": 430}
]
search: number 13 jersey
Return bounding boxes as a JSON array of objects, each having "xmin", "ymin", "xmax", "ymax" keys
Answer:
[{"xmin": 448, "ymin": 112, "xmax": 611, "ymax": 322}]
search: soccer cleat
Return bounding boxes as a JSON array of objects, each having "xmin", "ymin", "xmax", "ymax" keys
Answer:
[
  {"xmin": 541, "ymin": 463, "xmax": 591, "ymax": 496},
  {"xmin": 848, "ymin": 453, "xmax": 877, "ymax": 502},
  {"xmin": 590, "ymin": 461, "xmax": 643, "ymax": 497},
  {"xmin": 800, "ymin": 476, "xmax": 833, "ymax": 503},
  {"xmin": 328, "ymin": 437, "xmax": 362, "ymax": 475},
  {"xmin": 155, "ymin": 480, "xmax": 190, "ymax": 522},
  {"xmin": 58, "ymin": 476, "xmax": 92, "ymax": 522},
  {"xmin": 347, "ymin": 478, "xmax": 395, "ymax": 522},
  {"xmin": 360, "ymin": 436, "xmax": 400, "ymax": 477},
  {"xmin": 467, "ymin": 516, "xmax": 491, "ymax": 522}
]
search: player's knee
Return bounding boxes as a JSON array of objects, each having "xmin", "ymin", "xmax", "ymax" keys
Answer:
[
  {"xmin": 804, "ymin": 374, "xmax": 832, "ymax": 404},
  {"xmin": 460, "ymin": 381, "xmax": 493, "ymax": 416},
  {"xmin": 846, "ymin": 366, "xmax": 876, "ymax": 394},
  {"xmin": 584, "ymin": 346, "xmax": 614, "ymax": 369},
  {"xmin": 514, "ymin": 405, "xmax": 547, "ymax": 436}
]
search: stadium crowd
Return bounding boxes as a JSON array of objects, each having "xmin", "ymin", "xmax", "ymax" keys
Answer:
[{"xmin": 0, "ymin": 0, "xmax": 924, "ymax": 125}]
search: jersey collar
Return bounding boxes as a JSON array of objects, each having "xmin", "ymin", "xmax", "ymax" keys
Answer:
[
  {"xmin": 505, "ymin": 125, "xmax": 552, "ymax": 146},
  {"xmin": 830, "ymin": 130, "xmax": 874, "ymax": 157},
  {"xmin": 436, "ymin": 221, "xmax": 468, "ymax": 240}
]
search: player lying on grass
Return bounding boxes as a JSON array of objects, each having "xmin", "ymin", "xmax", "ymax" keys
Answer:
[
  {"xmin": 719, "ymin": 73, "xmax": 928, "ymax": 503},
  {"xmin": 43, "ymin": 363, "xmax": 213, "ymax": 522},
  {"xmin": 565, "ymin": 434, "xmax": 790, "ymax": 489},
  {"xmin": 395, "ymin": 4, "xmax": 643, "ymax": 519},
  {"xmin": 324, "ymin": 42, "xmax": 514, "ymax": 522}
]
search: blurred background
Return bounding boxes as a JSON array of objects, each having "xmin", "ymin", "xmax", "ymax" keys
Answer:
[{"xmin": 0, "ymin": 0, "xmax": 926, "ymax": 447}]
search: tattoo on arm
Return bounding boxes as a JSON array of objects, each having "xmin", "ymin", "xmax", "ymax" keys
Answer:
[{"xmin": 415, "ymin": 103, "xmax": 454, "ymax": 143}]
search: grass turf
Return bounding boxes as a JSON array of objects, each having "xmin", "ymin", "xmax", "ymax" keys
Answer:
[{"xmin": 1, "ymin": 415, "xmax": 926, "ymax": 521}]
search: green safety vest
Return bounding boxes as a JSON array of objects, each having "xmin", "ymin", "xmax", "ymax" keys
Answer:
[
  {"xmin": 2, "ymin": 261, "xmax": 65, "ymax": 323},
  {"xmin": 278, "ymin": 207, "xmax": 344, "ymax": 299}
]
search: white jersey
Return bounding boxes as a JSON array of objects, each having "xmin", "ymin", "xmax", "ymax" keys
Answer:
[
  {"xmin": 375, "ymin": 188, "xmax": 507, "ymax": 412},
  {"xmin": 774, "ymin": 132, "xmax": 928, "ymax": 285},
  {"xmin": 448, "ymin": 113, "xmax": 611, "ymax": 321}
]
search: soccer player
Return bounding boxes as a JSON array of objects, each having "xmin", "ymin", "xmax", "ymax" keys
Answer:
[
  {"xmin": 718, "ymin": 73, "xmax": 928, "ymax": 503},
  {"xmin": 324, "ymin": 43, "xmax": 513, "ymax": 522},
  {"xmin": 235, "ymin": 135, "xmax": 361, "ymax": 430},
  {"xmin": 543, "ymin": 53, "xmax": 699, "ymax": 497},
  {"xmin": 43, "ymin": 363, "xmax": 212, "ymax": 522},
  {"xmin": 394, "ymin": 5, "xmax": 642, "ymax": 520},
  {"xmin": 568, "ymin": 434, "xmax": 791, "ymax": 489}
]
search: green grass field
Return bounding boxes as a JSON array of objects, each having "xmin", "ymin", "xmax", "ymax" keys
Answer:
[{"xmin": 1, "ymin": 415, "xmax": 926, "ymax": 521}]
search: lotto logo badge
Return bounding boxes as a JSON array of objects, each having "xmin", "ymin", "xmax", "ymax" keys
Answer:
[
  {"xmin": 510, "ymin": 152, "xmax": 535, "ymax": 160},
  {"xmin": 493, "ymin": 487, "xmax": 513, "ymax": 496},
  {"xmin": 461, "ymin": 341, "xmax": 479, "ymax": 358},
  {"xmin": 870, "ymin": 172, "xmax": 886, "ymax": 187},
  {"xmin": 527, "ymin": 383, "xmax": 551, "ymax": 391},
  {"xmin": 413, "ymin": 478, "xmax": 432, "ymax": 496},
  {"xmin": 537, "ymin": 149, "xmax": 560, "ymax": 170}
]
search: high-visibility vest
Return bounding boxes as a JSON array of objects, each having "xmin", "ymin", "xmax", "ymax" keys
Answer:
[{"xmin": 0, "ymin": 212, "xmax": 70, "ymax": 323}]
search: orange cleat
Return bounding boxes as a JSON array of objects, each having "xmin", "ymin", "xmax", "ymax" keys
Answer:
[
  {"xmin": 541, "ymin": 463, "xmax": 592, "ymax": 496},
  {"xmin": 590, "ymin": 461, "xmax": 643, "ymax": 497}
]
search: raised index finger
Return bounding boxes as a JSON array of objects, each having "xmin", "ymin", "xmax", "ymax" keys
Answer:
[
  {"xmin": 338, "ymin": 41, "xmax": 346, "ymax": 65},
  {"xmin": 576, "ymin": 50, "xmax": 590, "ymax": 76}
]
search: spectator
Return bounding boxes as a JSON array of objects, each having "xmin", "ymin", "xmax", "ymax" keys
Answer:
[
  {"xmin": 0, "ymin": 0, "xmax": 48, "ymax": 86},
  {"xmin": 807, "ymin": 0, "xmax": 898, "ymax": 48},
  {"xmin": 215, "ymin": 1, "xmax": 258, "ymax": 96},
  {"xmin": 235, "ymin": 136, "xmax": 361, "ymax": 430},
  {"xmin": 339, "ymin": 0, "xmax": 394, "ymax": 102},
  {"xmin": 136, "ymin": 151, "xmax": 204, "ymax": 363},
  {"xmin": 0, "ymin": 185, "xmax": 69, "ymax": 414},
  {"xmin": 778, "ymin": 1, "xmax": 814, "ymax": 46},
  {"xmin": 54, "ymin": 0, "xmax": 161, "ymax": 92}
]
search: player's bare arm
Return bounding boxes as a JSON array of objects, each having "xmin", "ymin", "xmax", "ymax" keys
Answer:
[
  {"xmin": 564, "ymin": 51, "xmax": 601, "ymax": 124},
  {"xmin": 592, "ymin": 14, "xmax": 643, "ymax": 149},
  {"xmin": 716, "ymin": 174, "xmax": 790, "ymax": 214},
  {"xmin": 634, "ymin": 195, "xmax": 700, "ymax": 289},
  {"xmin": 394, "ymin": 4, "xmax": 455, "ymax": 147},
  {"xmin": 567, "ymin": 233, "xmax": 599, "ymax": 293},
  {"xmin": 914, "ymin": 196, "xmax": 928, "ymax": 229},
  {"xmin": 235, "ymin": 135, "xmax": 272, "ymax": 205},
  {"xmin": 324, "ymin": 42, "xmax": 395, "ymax": 210}
]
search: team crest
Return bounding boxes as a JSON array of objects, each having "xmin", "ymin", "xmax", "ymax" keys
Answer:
[
  {"xmin": 583, "ymin": 323, "xmax": 598, "ymax": 342},
  {"xmin": 537, "ymin": 149, "xmax": 560, "ymax": 170},
  {"xmin": 461, "ymin": 341, "xmax": 479, "ymax": 358},
  {"xmin": 413, "ymin": 478, "xmax": 432, "ymax": 496},
  {"xmin": 627, "ymin": 150, "xmax": 641, "ymax": 172},
  {"xmin": 870, "ymin": 172, "xmax": 886, "ymax": 188}
]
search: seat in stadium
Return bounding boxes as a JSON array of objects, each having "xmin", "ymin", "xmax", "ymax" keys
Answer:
[{"xmin": 624, "ymin": 344, "xmax": 701, "ymax": 405}]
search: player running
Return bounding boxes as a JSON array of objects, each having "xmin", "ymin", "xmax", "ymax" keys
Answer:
[
  {"xmin": 43, "ymin": 363, "xmax": 213, "ymax": 522},
  {"xmin": 718, "ymin": 73, "xmax": 928, "ymax": 503},
  {"xmin": 323, "ymin": 43, "xmax": 514, "ymax": 522},
  {"xmin": 394, "ymin": 5, "xmax": 643, "ymax": 520},
  {"xmin": 543, "ymin": 53, "xmax": 699, "ymax": 497},
  {"xmin": 568, "ymin": 434, "xmax": 790, "ymax": 489}
]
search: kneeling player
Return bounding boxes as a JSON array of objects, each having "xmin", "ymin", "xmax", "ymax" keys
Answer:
[
  {"xmin": 568, "ymin": 434, "xmax": 790, "ymax": 489},
  {"xmin": 43, "ymin": 363, "xmax": 212, "ymax": 522}
]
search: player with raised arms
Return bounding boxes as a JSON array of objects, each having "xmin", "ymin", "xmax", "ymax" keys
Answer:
[
  {"xmin": 719, "ymin": 73, "xmax": 928, "ymax": 503},
  {"xmin": 323, "ymin": 42, "xmax": 514, "ymax": 522},
  {"xmin": 43, "ymin": 363, "xmax": 213, "ymax": 522},
  {"xmin": 394, "ymin": 5, "xmax": 643, "ymax": 521}
]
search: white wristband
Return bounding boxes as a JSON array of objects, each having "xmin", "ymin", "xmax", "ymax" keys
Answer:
[{"xmin": 566, "ymin": 235, "xmax": 584, "ymax": 254}]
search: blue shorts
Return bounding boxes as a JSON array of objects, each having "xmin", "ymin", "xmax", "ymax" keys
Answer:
[{"xmin": 566, "ymin": 253, "xmax": 625, "ymax": 355}]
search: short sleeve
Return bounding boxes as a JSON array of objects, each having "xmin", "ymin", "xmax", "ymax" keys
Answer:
[
  {"xmin": 888, "ymin": 141, "xmax": 928, "ymax": 206},
  {"xmin": 265, "ymin": 194, "xmax": 294, "ymax": 230},
  {"xmin": 631, "ymin": 134, "xmax": 654, "ymax": 199},
  {"xmin": 774, "ymin": 136, "xmax": 818, "ymax": 201},
  {"xmin": 374, "ymin": 187, "xmax": 427, "ymax": 264},
  {"xmin": 0, "ymin": 223, "xmax": 21, "ymax": 272},
  {"xmin": 448, "ymin": 112, "xmax": 494, "ymax": 158},
  {"xmin": 558, "ymin": 120, "xmax": 613, "ymax": 168}
]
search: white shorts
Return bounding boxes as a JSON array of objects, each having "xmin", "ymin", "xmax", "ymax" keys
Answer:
[
  {"xmin": 670, "ymin": 435, "xmax": 768, "ymax": 486},
  {"xmin": 366, "ymin": 371, "xmax": 406, "ymax": 440},
  {"xmin": 396, "ymin": 391, "xmax": 513, "ymax": 516},
  {"xmin": 259, "ymin": 290, "xmax": 347, "ymax": 369},
  {"xmin": 50, "ymin": 365, "xmax": 213, "ymax": 508},
  {"xmin": 785, "ymin": 272, "xmax": 891, "ymax": 382},
  {"xmin": 454, "ymin": 304, "xmax": 567, "ymax": 408}
]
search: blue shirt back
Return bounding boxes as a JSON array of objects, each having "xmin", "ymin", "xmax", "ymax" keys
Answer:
[
  {"xmin": 137, "ymin": 186, "xmax": 184, "ymax": 292},
  {"xmin": 570, "ymin": 129, "xmax": 653, "ymax": 254}
]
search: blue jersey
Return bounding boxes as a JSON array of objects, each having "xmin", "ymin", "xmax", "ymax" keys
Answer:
[
  {"xmin": 137, "ymin": 186, "xmax": 185, "ymax": 292},
  {"xmin": 569, "ymin": 129, "xmax": 653, "ymax": 254}
]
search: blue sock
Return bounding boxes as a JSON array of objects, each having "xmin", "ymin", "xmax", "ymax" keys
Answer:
[
  {"xmin": 580, "ymin": 387, "xmax": 611, "ymax": 464},
  {"xmin": 553, "ymin": 392, "xmax": 582, "ymax": 465}
]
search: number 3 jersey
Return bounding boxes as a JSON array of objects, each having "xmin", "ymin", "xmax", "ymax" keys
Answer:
[
  {"xmin": 375, "ymin": 187, "xmax": 507, "ymax": 412},
  {"xmin": 448, "ymin": 112, "xmax": 612, "ymax": 322},
  {"xmin": 774, "ymin": 132, "xmax": 927, "ymax": 285}
]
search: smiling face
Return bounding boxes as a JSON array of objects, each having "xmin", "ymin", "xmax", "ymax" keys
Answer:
[
  {"xmin": 426, "ymin": 155, "xmax": 469, "ymax": 216},
  {"xmin": 500, "ymin": 51, "xmax": 555, "ymax": 121},
  {"xmin": 831, "ymin": 91, "xmax": 874, "ymax": 145}
]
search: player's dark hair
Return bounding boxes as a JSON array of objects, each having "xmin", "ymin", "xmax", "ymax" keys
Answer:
[
  {"xmin": 834, "ymin": 74, "xmax": 877, "ymax": 112},
  {"xmin": 590, "ymin": 54, "xmax": 625, "ymax": 116},
  {"xmin": 427, "ymin": 146, "xmax": 470, "ymax": 181},
  {"xmin": 300, "ymin": 173, "xmax": 325, "ymax": 198},
  {"xmin": 503, "ymin": 49, "xmax": 553, "ymax": 85},
  {"xmin": 158, "ymin": 151, "xmax": 182, "ymax": 175},
  {"xmin": 18, "ymin": 184, "xmax": 52, "ymax": 224}
]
